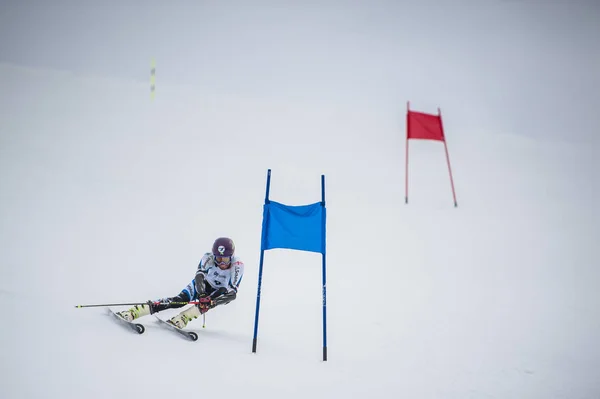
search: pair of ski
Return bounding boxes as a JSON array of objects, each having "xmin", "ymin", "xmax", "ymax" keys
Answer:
[{"xmin": 107, "ymin": 308, "xmax": 199, "ymax": 341}]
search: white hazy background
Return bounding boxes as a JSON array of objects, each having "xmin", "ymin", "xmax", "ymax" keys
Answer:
[{"xmin": 1, "ymin": 1, "xmax": 598, "ymax": 398}]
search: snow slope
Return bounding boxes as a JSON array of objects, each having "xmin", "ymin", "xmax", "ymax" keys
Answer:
[{"xmin": 1, "ymin": 2, "xmax": 598, "ymax": 398}]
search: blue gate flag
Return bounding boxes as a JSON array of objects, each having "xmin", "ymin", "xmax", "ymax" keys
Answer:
[
  {"xmin": 261, "ymin": 200, "xmax": 326, "ymax": 255},
  {"xmin": 253, "ymin": 169, "xmax": 328, "ymax": 361}
]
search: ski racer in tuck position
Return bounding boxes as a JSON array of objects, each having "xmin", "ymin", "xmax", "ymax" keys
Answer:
[{"xmin": 117, "ymin": 237, "xmax": 244, "ymax": 329}]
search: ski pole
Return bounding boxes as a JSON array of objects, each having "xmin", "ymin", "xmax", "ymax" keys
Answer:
[
  {"xmin": 75, "ymin": 302, "xmax": 149, "ymax": 308},
  {"xmin": 75, "ymin": 301, "xmax": 202, "ymax": 308}
]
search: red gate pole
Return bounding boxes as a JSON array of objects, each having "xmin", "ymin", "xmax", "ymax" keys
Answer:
[
  {"xmin": 438, "ymin": 108, "xmax": 458, "ymax": 207},
  {"xmin": 405, "ymin": 101, "xmax": 410, "ymax": 204}
]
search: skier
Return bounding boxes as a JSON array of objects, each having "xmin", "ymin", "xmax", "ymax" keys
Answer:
[{"xmin": 116, "ymin": 237, "xmax": 244, "ymax": 329}]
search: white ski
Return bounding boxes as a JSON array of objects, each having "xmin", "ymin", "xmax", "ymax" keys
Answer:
[{"xmin": 154, "ymin": 315, "xmax": 198, "ymax": 341}]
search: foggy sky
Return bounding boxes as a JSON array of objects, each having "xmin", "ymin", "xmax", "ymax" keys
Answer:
[{"xmin": 1, "ymin": 0, "xmax": 599, "ymax": 144}]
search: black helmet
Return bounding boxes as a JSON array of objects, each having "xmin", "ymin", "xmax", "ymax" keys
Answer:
[{"xmin": 212, "ymin": 237, "xmax": 235, "ymax": 257}]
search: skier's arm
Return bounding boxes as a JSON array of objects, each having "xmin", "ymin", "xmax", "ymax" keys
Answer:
[
  {"xmin": 211, "ymin": 287, "xmax": 236, "ymax": 306},
  {"xmin": 229, "ymin": 260, "xmax": 244, "ymax": 293},
  {"xmin": 194, "ymin": 253, "xmax": 212, "ymax": 296}
]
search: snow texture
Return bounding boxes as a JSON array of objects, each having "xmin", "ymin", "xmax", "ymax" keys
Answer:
[{"xmin": 0, "ymin": 2, "xmax": 598, "ymax": 398}]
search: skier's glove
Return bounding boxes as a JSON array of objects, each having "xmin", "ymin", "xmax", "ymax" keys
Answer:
[{"xmin": 198, "ymin": 296, "xmax": 215, "ymax": 314}]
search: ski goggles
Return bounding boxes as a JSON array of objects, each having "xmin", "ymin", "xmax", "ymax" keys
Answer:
[{"xmin": 215, "ymin": 256, "xmax": 231, "ymax": 266}]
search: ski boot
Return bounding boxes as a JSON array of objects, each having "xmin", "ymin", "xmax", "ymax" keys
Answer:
[
  {"xmin": 116, "ymin": 302, "xmax": 151, "ymax": 322},
  {"xmin": 167, "ymin": 305, "xmax": 201, "ymax": 329}
]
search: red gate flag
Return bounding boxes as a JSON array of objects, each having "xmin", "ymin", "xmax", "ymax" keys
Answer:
[
  {"xmin": 407, "ymin": 109, "xmax": 445, "ymax": 141},
  {"xmin": 405, "ymin": 102, "xmax": 458, "ymax": 207}
]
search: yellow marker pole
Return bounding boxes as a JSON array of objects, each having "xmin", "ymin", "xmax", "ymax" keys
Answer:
[{"xmin": 150, "ymin": 58, "xmax": 156, "ymax": 101}]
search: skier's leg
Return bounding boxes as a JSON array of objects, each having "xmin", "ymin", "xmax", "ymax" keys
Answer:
[
  {"xmin": 117, "ymin": 280, "xmax": 196, "ymax": 321},
  {"xmin": 167, "ymin": 283, "xmax": 238, "ymax": 327},
  {"xmin": 167, "ymin": 304, "xmax": 202, "ymax": 329},
  {"xmin": 184, "ymin": 283, "xmax": 236, "ymax": 317},
  {"xmin": 166, "ymin": 279, "xmax": 203, "ymax": 328},
  {"xmin": 166, "ymin": 278, "xmax": 230, "ymax": 328},
  {"xmin": 150, "ymin": 291, "xmax": 191, "ymax": 313}
]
